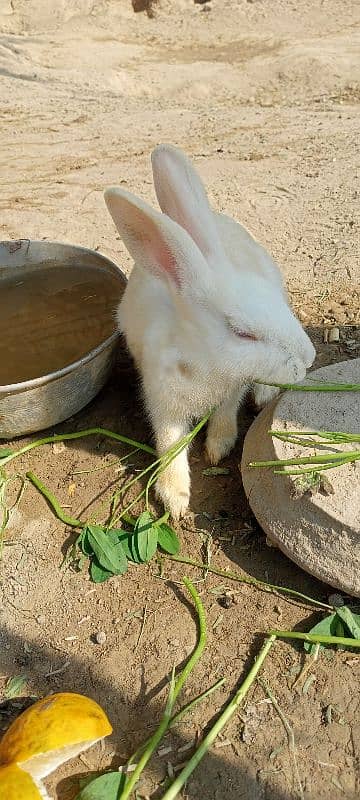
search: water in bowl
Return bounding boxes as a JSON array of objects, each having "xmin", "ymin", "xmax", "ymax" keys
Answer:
[{"xmin": 0, "ymin": 264, "xmax": 124, "ymax": 384}]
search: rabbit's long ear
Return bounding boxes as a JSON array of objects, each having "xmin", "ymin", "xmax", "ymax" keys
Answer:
[
  {"xmin": 151, "ymin": 144, "xmax": 224, "ymax": 265},
  {"xmin": 104, "ymin": 187, "xmax": 209, "ymax": 289}
]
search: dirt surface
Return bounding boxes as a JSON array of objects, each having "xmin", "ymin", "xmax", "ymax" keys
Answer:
[{"xmin": 0, "ymin": 2, "xmax": 359, "ymax": 799}]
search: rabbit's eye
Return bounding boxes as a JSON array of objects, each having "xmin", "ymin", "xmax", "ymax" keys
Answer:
[{"xmin": 226, "ymin": 318, "xmax": 258, "ymax": 341}]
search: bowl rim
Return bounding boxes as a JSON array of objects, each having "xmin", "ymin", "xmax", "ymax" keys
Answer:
[{"xmin": 0, "ymin": 240, "xmax": 126, "ymax": 395}]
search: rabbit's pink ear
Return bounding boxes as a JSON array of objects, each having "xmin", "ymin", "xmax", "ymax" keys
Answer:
[
  {"xmin": 151, "ymin": 144, "xmax": 224, "ymax": 264},
  {"xmin": 104, "ymin": 187, "xmax": 207, "ymax": 288}
]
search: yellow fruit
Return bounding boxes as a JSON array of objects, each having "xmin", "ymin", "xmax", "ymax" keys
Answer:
[
  {"xmin": 0, "ymin": 763, "xmax": 44, "ymax": 799},
  {"xmin": 0, "ymin": 692, "xmax": 112, "ymax": 781}
]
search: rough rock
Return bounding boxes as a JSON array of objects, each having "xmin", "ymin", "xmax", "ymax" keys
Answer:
[{"xmin": 241, "ymin": 359, "xmax": 360, "ymax": 596}]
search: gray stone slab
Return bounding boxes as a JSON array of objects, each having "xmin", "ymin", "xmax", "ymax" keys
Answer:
[{"xmin": 241, "ymin": 359, "xmax": 360, "ymax": 596}]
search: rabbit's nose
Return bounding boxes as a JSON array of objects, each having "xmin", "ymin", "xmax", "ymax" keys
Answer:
[
  {"xmin": 298, "ymin": 330, "xmax": 315, "ymax": 369},
  {"xmin": 304, "ymin": 339, "xmax": 316, "ymax": 369}
]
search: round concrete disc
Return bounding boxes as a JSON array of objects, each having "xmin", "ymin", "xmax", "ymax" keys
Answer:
[{"xmin": 241, "ymin": 358, "xmax": 360, "ymax": 597}]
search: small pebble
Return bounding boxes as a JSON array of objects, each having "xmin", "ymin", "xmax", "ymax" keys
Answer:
[
  {"xmin": 218, "ymin": 594, "xmax": 233, "ymax": 609},
  {"xmin": 328, "ymin": 593, "xmax": 345, "ymax": 607},
  {"xmin": 95, "ymin": 631, "xmax": 107, "ymax": 645},
  {"xmin": 52, "ymin": 441, "xmax": 66, "ymax": 454},
  {"xmin": 328, "ymin": 327, "xmax": 340, "ymax": 343},
  {"xmin": 36, "ymin": 615, "xmax": 46, "ymax": 626}
]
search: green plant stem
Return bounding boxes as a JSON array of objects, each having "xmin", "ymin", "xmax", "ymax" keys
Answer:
[
  {"xmin": 172, "ymin": 578, "xmax": 207, "ymax": 702},
  {"xmin": 249, "ymin": 451, "xmax": 359, "ymax": 468},
  {"xmin": 170, "ymin": 677, "xmax": 226, "ymax": 727},
  {"xmin": 256, "ymin": 381, "xmax": 360, "ymax": 392},
  {"xmin": 120, "ymin": 670, "xmax": 176, "ymax": 800},
  {"xmin": 145, "ymin": 412, "xmax": 212, "ymax": 506},
  {"xmin": 269, "ymin": 630, "xmax": 360, "ymax": 648},
  {"xmin": 121, "ymin": 579, "xmax": 206, "ymax": 798},
  {"xmin": 111, "ymin": 412, "xmax": 212, "ymax": 526},
  {"xmin": 249, "ymin": 428, "xmax": 360, "ymax": 475},
  {"xmin": 165, "ymin": 555, "xmax": 332, "ymax": 610},
  {"xmin": 26, "ymin": 471, "xmax": 85, "ymax": 528},
  {"xmin": 3, "ymin": 415, "xmax": 211, "ymax": 530},
  {"xmin": 160, "ymin": 635, "xmax": 276, "ymax": 800},
  {"xmin": 274, "ymin": 459, "xmax": 356, "ymax": 476},
  {"xmin": 27, "ymin": 470, "xmax": 138, "ymax": 533},
  {"xmin": 0, "ymin": 427, "xmax": 156, "ymax": 467},
  {"xmin": 108, "ymin": 458, "xmax": 161, "ymax": 527},
  {"xmin": 271, "ymin": 430, "xmax": 360, "ymax": 444},
  {"xmin": 127, "ymin": 678, "xmax": 226, "ymax": 768}
]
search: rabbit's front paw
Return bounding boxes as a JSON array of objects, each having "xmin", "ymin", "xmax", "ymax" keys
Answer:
[
  {"xmin": 155, "ymin": 462, "xmax": 190, "ymax": 520},
  {"xmin": 253, "ymin": 383, "xmax": 280, "ymax": 410},
  {"xmin": 205, "ymin": 416, "xmax": 238, "ymax": 465}
]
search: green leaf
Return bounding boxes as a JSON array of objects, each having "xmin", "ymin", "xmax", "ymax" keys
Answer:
[
  {"xmin": 352, "ymin": 612, "xmax": 360, "ymax": 629},
  {"xmin": 90, "ymin": 558, "xmax": 113, "ymax": 584},
  {"xmin": 157, "ymin": 522, "xmax": 180, "ymax": 555},
  {"xmin": 86, "ymin": 525, "xmax": 128, "ymax": 575},
  {"xmin": 110, "ymin": 529, "xmax": 138, "ymax": 563},
  {"xmin": 336, "ymin": 606, "xmax": 360, "ymax": 639},
  {"xmin": 76, "ymin": 771, "xmax": 126, "ymax": 799},
  {"xmin": 0, "ymin": 448, "xmax": 14, "ymax": 459},
  {"xmin": 134, "ymin": 511, "xmax": 158, "ymax": 563},
  {"xmin": 78, "ymin": 529, "xmax": 93, "ymax": 557},
  {"xmin": 202, "ymin": 467, "xmax": 230, "ymax": 476},
  {"xmin": 4, "ymin": 674, "xmax": 27, "ymax": 699},
  {"xmin": 304, "ymin": 614, "xmax": 338, "ymax": 653},
  {"xmin": 77, "ymin": 554, "xmax": 87, "ymax": 573}
]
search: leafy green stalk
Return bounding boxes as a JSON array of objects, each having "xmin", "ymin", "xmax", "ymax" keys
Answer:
[
  {"xmin": 255, "ymin": 381, "xmax": 360, "ymax": 392},
  {"xmin": 169, "ymin": 677, "xmax": 226, "ymax": 727},
  {"xmin": 165, "ymin": 554, "xmax": 332, "ymax": 610},
  {"xmin": 119, "ymin": 668, "xmax": 177, "ymax": 800},
  {"xmin": 274, "ymin": 459, "xmax": 357, "ymax": 476},
  {"xmin": 107, "ymin": 412, "xmax": 212, "ymax": 527},
  {"xmin": 250, "ymin": 451, "xmax": 359, "ymax": 469},
  {"xmin": 269, "ymin": 629, "xmax": 360, "ymax": 648},
  {"xmin": 0, "ymin": 427, "xmax": 156, "ymax": 467},
  {"xmin": 160, "ymin": 635, "xmax": 276, "ymax": 800},
  {"xmin": 145, "ymin": 412, "xmax": 212, "ymax": 504},
  {"xmin": 271, "ymin": 430, "xmax": 360, "ymax": 445},
  {"xmin": 20, "ymin": 471, "xmax": 335, "ymax": 611},
  {"xmin": 171, "ymin": 578, "xmax": 207, "ymax": 700},
  {"xmin": 25, "ymin": 414, "xmax": 212, "ymax": 533},
  {"xmin": 120, "ymin": 578, "xmax": 206, "ymax": 799},
  {"xmin": 107, "ymin": 458, "xmax": 163, "ymax": 527},
  {"xmin": 127, "ymin": 678, "xmax": 225, "ymax": 768},
  {"xmin": 249, "ymin": 425, "xmax": 360, "ymax": 475},
  {"xmin": 26, "ymin": 471, "xmax": 85, "ymax": 527}
]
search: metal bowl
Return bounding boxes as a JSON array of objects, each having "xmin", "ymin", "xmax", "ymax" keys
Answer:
[{"xmin": 0, "ymin": 239, "xmax": 127, "ymax": 438}]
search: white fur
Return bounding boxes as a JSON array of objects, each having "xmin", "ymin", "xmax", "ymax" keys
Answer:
[{"xmin": 104, "ymin": 145, "xmax": 315, "ymax": 518}]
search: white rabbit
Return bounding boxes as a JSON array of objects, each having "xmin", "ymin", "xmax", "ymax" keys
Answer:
[{"xmin": 104, "ymin": 145, "xmax": 315, "ymax": 519}]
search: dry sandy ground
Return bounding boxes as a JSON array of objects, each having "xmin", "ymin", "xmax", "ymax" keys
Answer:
[{"xmin": 0, "ymin": 2, "xmax": 360, "ymax": 799}]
